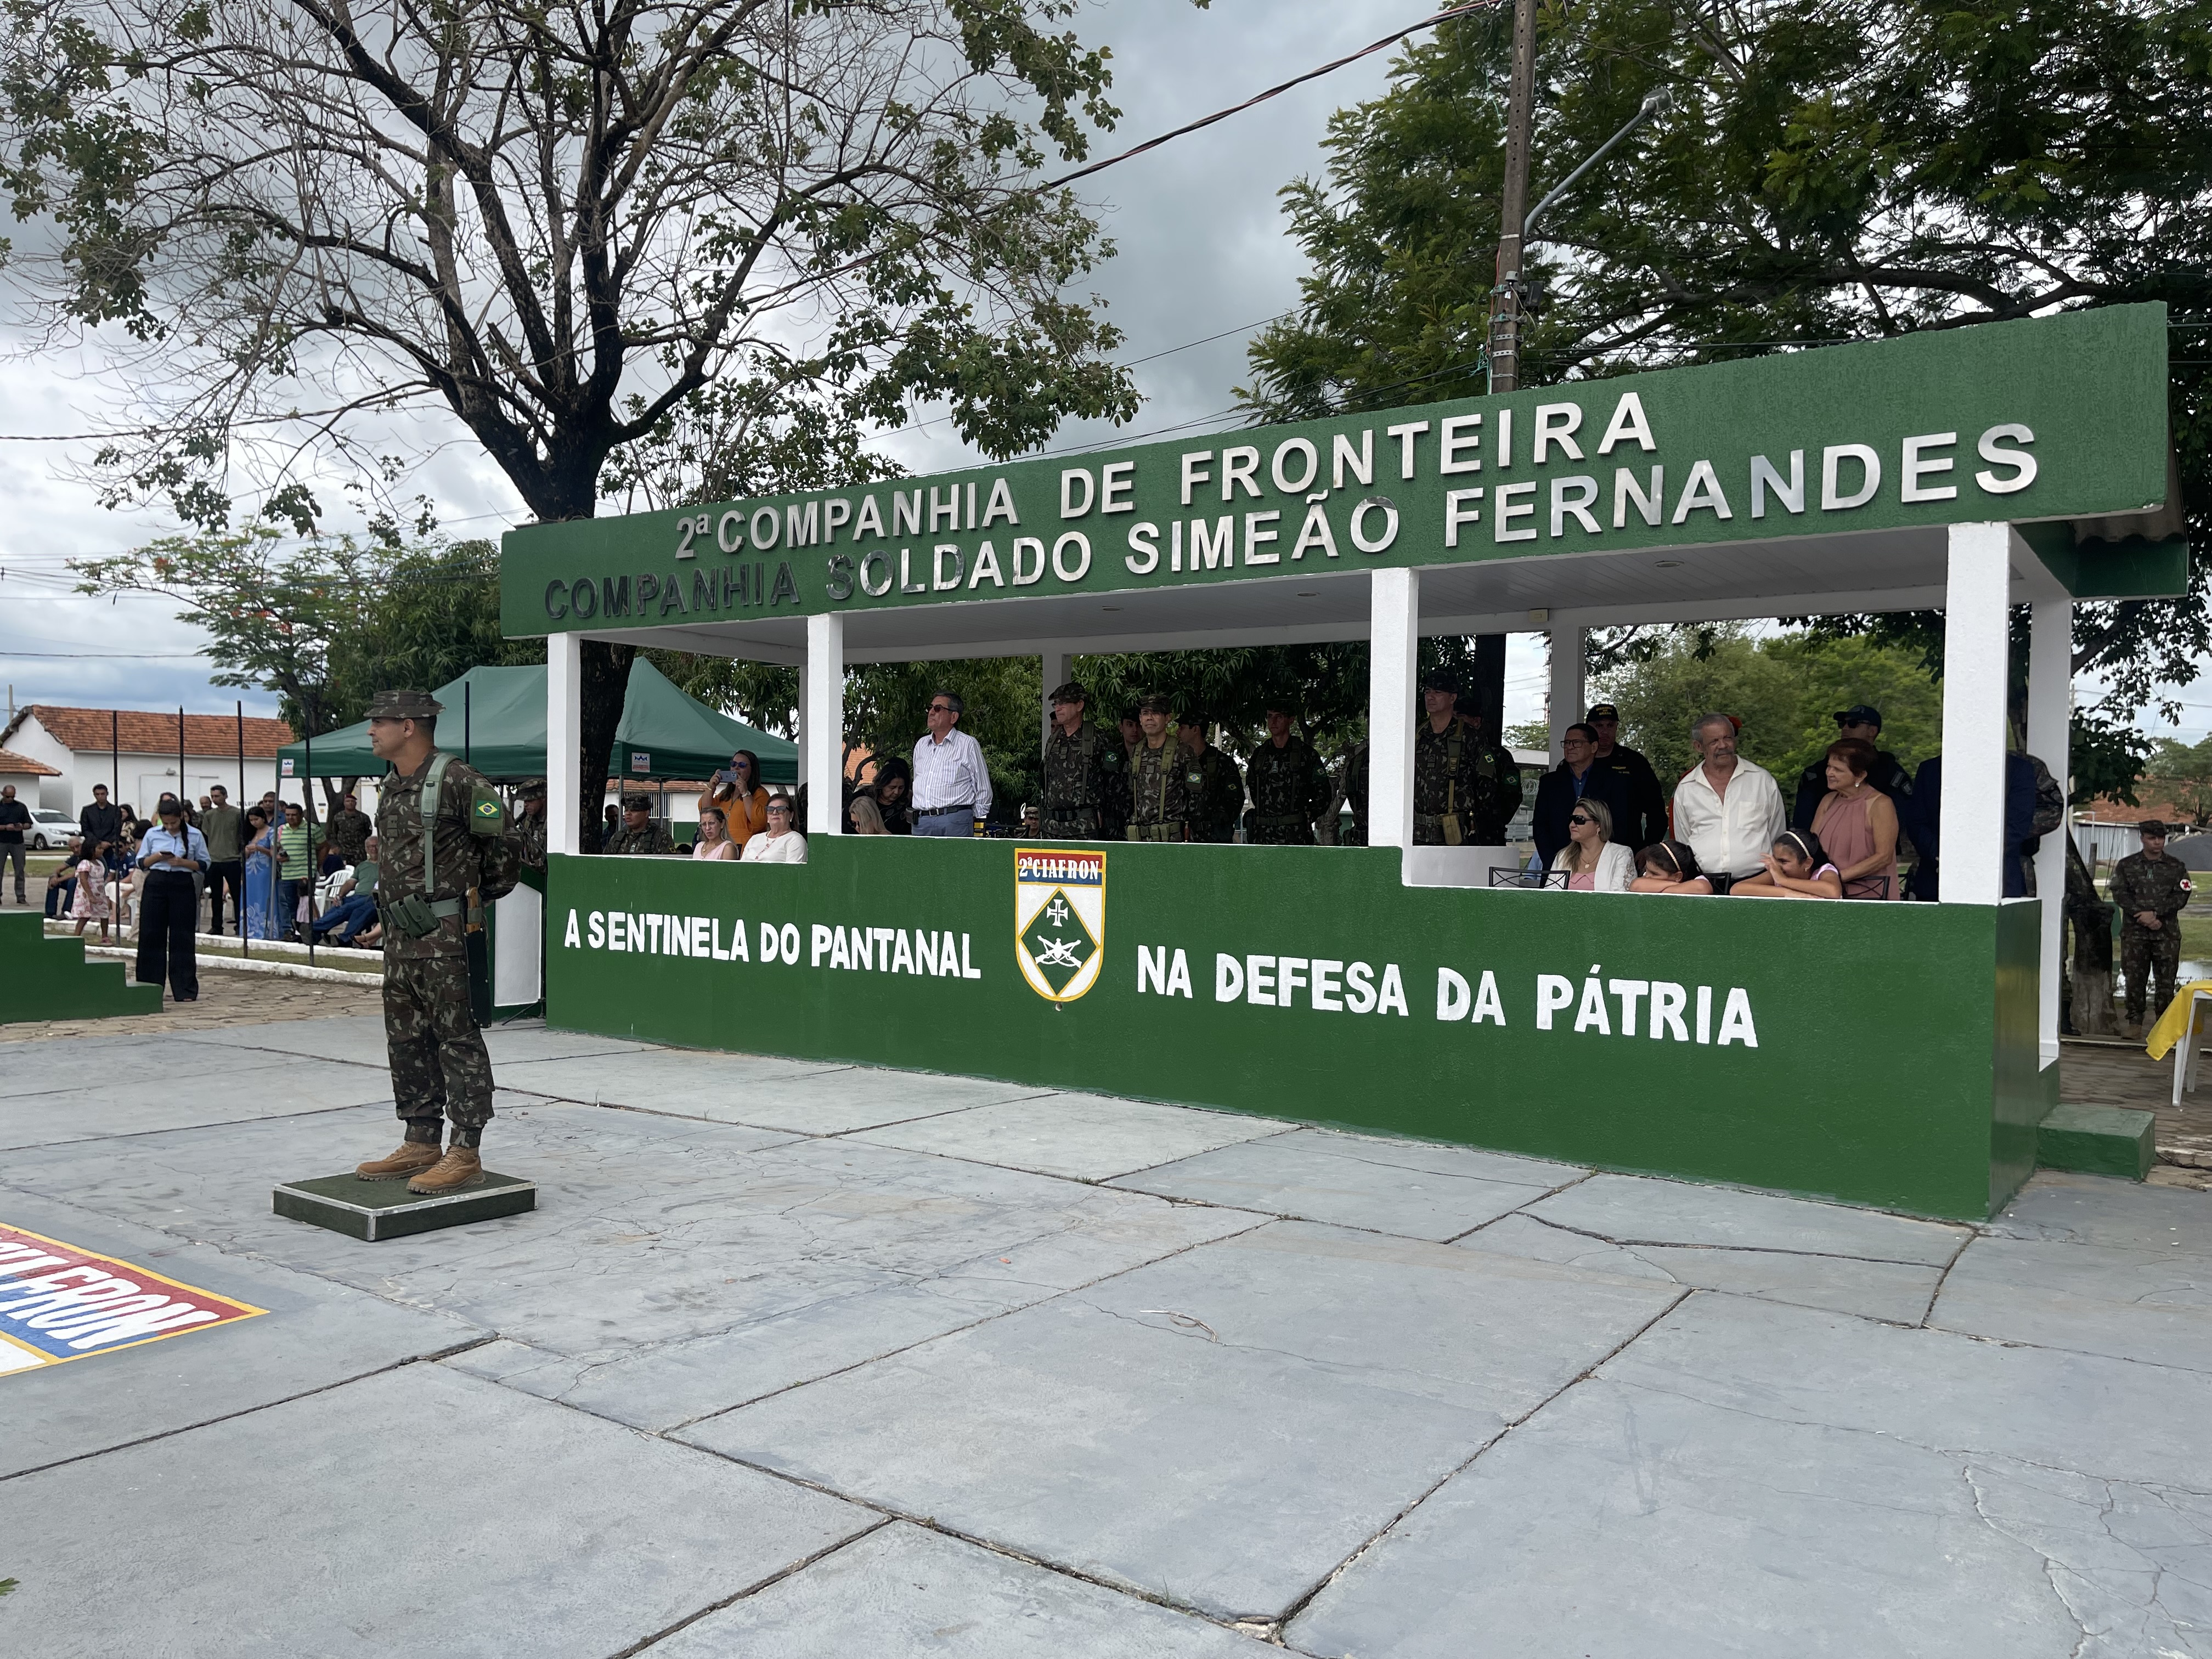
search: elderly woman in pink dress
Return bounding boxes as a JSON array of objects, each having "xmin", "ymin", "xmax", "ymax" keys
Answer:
[{"xmin": 1810, "ymin": 737, "xmax": 1901, "ymax": 899}]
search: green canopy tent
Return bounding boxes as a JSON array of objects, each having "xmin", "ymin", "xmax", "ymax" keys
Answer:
[{"xmin": 277, "ymin": 659, "xmax": 795, "ymax": 783}]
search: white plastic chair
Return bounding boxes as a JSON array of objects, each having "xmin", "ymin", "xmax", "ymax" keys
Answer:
[{"xmin": 2172, "ymin": 989, "xmax": 2212, "ymax": 1108}]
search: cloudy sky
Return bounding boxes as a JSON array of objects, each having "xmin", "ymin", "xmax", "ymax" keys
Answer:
[{"xmin": 0, "ymin": 0, "xmax": 2196, "ymax": 744}]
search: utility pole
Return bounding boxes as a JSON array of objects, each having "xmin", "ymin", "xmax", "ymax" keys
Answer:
[{"xmin": 1488, "ymin": 0, "xmax": 1539, "ymax": 396}]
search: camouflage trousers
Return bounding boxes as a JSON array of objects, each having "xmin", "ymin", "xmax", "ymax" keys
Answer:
[
  {"xmin": 384, "ymin": 951, "xmax": 495, "ymax": 1134},
  {"xmin": 2121, "ymin": 922, "xmax": 2182, "ymax": 1024}
]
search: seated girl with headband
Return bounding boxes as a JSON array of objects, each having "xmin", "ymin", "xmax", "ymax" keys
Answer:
[
  {"xmin": 1730, "ymin": 829, "xmax": 1844, "ymax": 900},
  {"xmin": 1630, "ymin": 838, "xmax": 1713, "ymax": 895}
]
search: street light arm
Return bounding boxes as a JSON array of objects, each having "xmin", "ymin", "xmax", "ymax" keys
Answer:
[{"xmin": 1523, "ymin": 88, "xmax": 1671, "ymax": 243}]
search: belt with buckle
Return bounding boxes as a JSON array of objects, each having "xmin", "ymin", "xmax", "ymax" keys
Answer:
[{"xmin": 917, "ymin": 804, "xmax": 974, "ymax": 817}]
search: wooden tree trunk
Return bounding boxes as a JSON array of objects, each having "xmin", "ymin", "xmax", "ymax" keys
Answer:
[{"xmin": 2064, "ymin": 830, "xmax": 2120, "ymax": 1036}]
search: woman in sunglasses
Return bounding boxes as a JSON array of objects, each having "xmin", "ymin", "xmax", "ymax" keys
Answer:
[
  {"xmin": 738, "ymin": 793, "xmax": 808, "ymax": 864},
  {"xmin": 1548, "ymin": 797, "xmax": 1634, "ymax": 891},
  {"xmin": 706, "ymin": 751, "xmax": 769, "ymax": 850},
  {"xmin": 1731, "ymin": 828, "xmax": 1843, "ymax": 899},
  {"xmin": 1630, "ymin": 838, "xmax": 1712, "ymax": 895}
]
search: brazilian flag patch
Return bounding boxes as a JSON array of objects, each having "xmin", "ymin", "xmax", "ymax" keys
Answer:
[{"xmin": 469, "ymin": 785, "xmax": 507, "ymax": 835}]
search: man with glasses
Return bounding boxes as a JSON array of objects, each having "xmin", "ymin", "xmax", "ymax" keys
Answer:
[
  {"xmin": 1533, "ymin": 723, "xmax": 1635, "ymax": 871},
  {"xmin": 911, "ymin": 691, "xmax": 991, "ymax": 837},
  {"xmin": 1791, "ymin": 704, "xmax": 1912, "ymax": 831}
]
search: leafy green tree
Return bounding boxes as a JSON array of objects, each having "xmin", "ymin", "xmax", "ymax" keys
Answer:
[
  {"xmin": 71, "ymin": 532, "xmax": 540, "ymax": 803},
  {"xmin": 1240, "ymin": 0, "xmax": 2211, "ymax": 737},
  {"xmin": 2, "ymin": 0, "xmax": 1145, "ymax": 847},
  {"xmin": 2147, "ymin": 735, "xmax": 2212, "ymax": 825}
]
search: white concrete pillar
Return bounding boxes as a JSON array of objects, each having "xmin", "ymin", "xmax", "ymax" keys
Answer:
[
  {"xmin": 1041, "ymin": 649, "xmax": 1069, "ymax": 757},
  {"xmin": 1368, "ymin": 567, "xmax": 1420, "ymax": 849},
  {"xmin": 1548, "ymin": 627, "xmax": 1585, "ymax": 763},
  {"xmin": 2028, "ymin": 596, "xmax": 2074, "ymax": 1063},
  {"xmin": 546, "ymin": 631, "xmax": 583, "ymax": 857},
  {"xmin": 803, "ymin": 611, "xmax": 844, "ymax": 835},
  {"xmin": 1939, "ymin": 522, "xmax": 2013, "ymax": 905}
]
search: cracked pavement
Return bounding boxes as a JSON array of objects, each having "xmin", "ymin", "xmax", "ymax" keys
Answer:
[{"xmin": 2, "ymin": 1009, "xmax": 2208, "ymax": 1656}]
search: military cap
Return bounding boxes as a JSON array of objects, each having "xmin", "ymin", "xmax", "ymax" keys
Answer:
[
  {"xmin": 1419, "ymin": 669, "xmax": 1459, "ymax": 693},
  {"xmin": 621, "ymin": 792, "xmax": 653, "ymax": 812},
  {"xmin": 1136, "ymin": 694, "xmax": 1174, "ymax": 715},
  {"xmin": 1586, "ymin": 702, "xmax": 1621, "ymax": 721},
  {"xmin": 2140, "ymin": 820, "xmax": 2169, "ymax": 839},
  {"xmin": 1176, "ymin": 709, "xmax": 1208, "ymax": 729},
  {"xmin": 1834, "ymin": 704, "xmax": 1883, "ymax": 729},
  {"xmin": 1049, "ymin": 681, "xmax": 1088, "ymax": 707},
  {"xmin": 517, "ymin": 778, "xmax": 548, "ymax": 799},
  {"xmin": 364, "ymin": 688, "xmax": 442, "ymax": 720}
]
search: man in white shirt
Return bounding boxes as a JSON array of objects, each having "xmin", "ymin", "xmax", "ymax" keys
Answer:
[
  {"xmin": 910, "ymin": 690, "xmax": 991, "ymax": 837},
  {"xmin": 1672, "ymin": 713, "xmax": 1786, "ymax": 892}
]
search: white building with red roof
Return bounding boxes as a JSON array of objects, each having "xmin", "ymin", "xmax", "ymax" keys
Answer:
[{"xmin": 0, "ymin": 705, "xmax": 298, "ymax": 817}]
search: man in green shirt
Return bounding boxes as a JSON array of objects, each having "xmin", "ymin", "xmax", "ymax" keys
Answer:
[{"xmin": 276, "ymin": 802, "xmax": 324, "ymax": 940}]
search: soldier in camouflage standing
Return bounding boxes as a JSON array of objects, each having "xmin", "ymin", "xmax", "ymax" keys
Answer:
[
  {"xmin": 1125, "ymin": 696, "xmax": 1192, "ymax": 842},
  {"xmin": 1038, "ymin": 682, "xmax": 1127, "ymax": 840},
  {"xmin": 1244, "ymin": 701, "xmax": 1329, "ymax": 845},
  {"xmin": 2112, "ymin": 820, "xmax": 2193, "ymax": 1034},
  {"xmin": 1177, "ymin": 712, "xmax": 1244, "ymax": 843},
  {"xmin": 1413, "ymin": 672, "xmax": 1521, "ymax": 844},
  {"xmin": 326, "ymin": 791, "xmax": 375, "ymax": 866},
  {"xmin": 352, "ymin": 690, "xmax": 523, "ymax": 1194},
  {"xmin": 515, "ymin": 780, "xmax": 549, "ymax": 874}
]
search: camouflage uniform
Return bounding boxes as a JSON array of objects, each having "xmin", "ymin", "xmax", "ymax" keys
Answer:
[
  {"xmin": 2112, "ymin": 848, "xmax": 2193, "ymax": 1025},
  {"xmin": 377, "ymin": 749, "xmax": 520, "ymax": 1143},
  {"xmin": 1340, "ymin": 744, "xmax": 1369, "ymax": 846},
  {"xmin": 326, "ymin": 805, "xmax": 374, "ymax": 865},
  {"xmin": 1040, "ymin": 721, "xmax": 1127, "ymax": 840},
  {"xmin": 1126, "ymin": 740, "xmax": 1192, "ymax": 841},
  {"xmin": 1413, "ymin": 720, "xmax": 1521, "ymax": 845},
  {"xmin": 516, "ymin": 811, "xmax": 548, "ymax": 873},
  {"xmin": 1185, "ymin": 743, "xmax": 1244, "ymax": 844},
  {"xmin": 1245, "ymin": 736, "xmax": 1327, "ymax": 845},
  {"xmin": 606, "ymin": 820, "xmax": 676, "ymax": 856}
]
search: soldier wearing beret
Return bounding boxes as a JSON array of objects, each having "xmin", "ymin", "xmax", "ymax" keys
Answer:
[
  {"xmin": 353, "ymin": 690, "xmax": 523, "ymax": 1193},
  {"xmin": 1038, "ymin": 681, "xmax": 1127, "ymax": 840},
  {"xmin": 1125, "ymin": 696, "xmax": 1192, "ymax": 842},
  {"xmin": 2112, "ymin": 820, "xmax": 2193, "ymax": 1033},
  {"xmin": 606, "ymin": 792, "xmax": 677, "ymax": 856}
]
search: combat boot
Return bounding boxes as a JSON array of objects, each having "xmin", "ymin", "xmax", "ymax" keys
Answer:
[
  {"xmin": 356, "ymin": 1141, "xmax": 443, "ymax": 1181},
  {"xmin": 407, "ymin": 1146, "xmax": 485, "ymax": 1194}
]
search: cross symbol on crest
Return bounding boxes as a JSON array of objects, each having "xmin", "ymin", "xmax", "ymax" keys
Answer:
[{"xmin": 1045, "ymin": 896, "xmax": 1071, "ymax": 926}]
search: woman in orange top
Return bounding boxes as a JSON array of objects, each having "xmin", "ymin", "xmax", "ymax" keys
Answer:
[{"xmin": 706, "ymin": 750, "xmax": 769, "ymax": 848}]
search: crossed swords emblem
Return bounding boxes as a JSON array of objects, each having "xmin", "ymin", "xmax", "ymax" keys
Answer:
[{"xmin": 1030, "ymin": 893, "xmax": 1085, "ymax": 968}]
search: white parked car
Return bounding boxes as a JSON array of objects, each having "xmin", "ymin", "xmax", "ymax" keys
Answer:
[{"xmin": 26, "ymin": 809, "xmax": 76, "ymax": 850}]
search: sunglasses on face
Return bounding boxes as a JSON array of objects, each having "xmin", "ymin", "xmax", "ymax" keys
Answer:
[
  {"xmin": 928, "ymin": 703, "xmax": 954, "ymax": 714},
  {"xmin": 1570, "ymin": 814, "xmax": 1595, "ymax": 827}
]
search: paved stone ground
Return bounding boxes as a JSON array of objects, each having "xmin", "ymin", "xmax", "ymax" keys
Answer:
[{"xmin": 2, "ymin": 1010, "xmax": 2208, "ymax": 1657}]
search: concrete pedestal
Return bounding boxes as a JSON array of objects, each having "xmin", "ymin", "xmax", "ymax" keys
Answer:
[{"xmin": 273, "ymin": 1171, "xmax": 536, "ymax": 1241}]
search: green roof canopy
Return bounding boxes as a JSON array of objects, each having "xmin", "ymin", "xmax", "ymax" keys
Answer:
[{"xmin": 278, "ymin": 659, "xmax": 795, "ymax": 784}]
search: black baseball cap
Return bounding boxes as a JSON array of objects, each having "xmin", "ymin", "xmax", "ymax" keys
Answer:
[
  {"xmin": 1420, "ymin": 670, "xmax": 1458, "ymax": 693},
  {"xmin": 1586, "ymin": 703, "xmax": 1620, "ymax": 721},
  {"xmin": 1834, "ymin": 704, "xmax": 1883, "ymax": 729}
]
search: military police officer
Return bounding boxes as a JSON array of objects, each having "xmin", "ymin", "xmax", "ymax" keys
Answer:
[
  {"xmin": 1244, "ymin": 702, "xmax": 1329, "ymax": 844},
  {"xmin": 1125, "ymin": 696, "xmax": 1192, "ymax": 841},
  {"xmin": 1038, "ymin": 682, "xmax": 1127, "ymax": 839},
  {"xmin": 1178, "ymin": 712, "xmax": 1244, "ymax": 843},
  {"xmin": 1413, "ymin": 672, "xmax": 1520, "ymax": 844},
  {"xmin": 2112, "ymin": 820, "xmax": 2193, "ymax": 1033},
  {"xmin": 353, "ymin": 690, "xmax": 523, "ymax": 1193}
]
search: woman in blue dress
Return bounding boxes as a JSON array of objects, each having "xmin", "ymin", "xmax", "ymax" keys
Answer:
[{"xmin": 241, "ymin": 806, "xmax": 281, "ymax": 940}]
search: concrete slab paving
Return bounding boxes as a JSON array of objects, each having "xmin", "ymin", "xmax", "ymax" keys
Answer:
[
  {"xmin": 0, "ymin": 1057, "xmax": 398, "ymax": 1150},
  {"xmin": 1987, "ymin": 1169, "xmax": 2212, "ymax": 1252},
  {"xmin": 1932, "ymin": 1233, "xmax": 2212, "ymax": 1372},
  {"xmin": 498, "ymin": 1048, "xmax": 1056, "ymax": 1135},
  {"xmin": 1109, "ymin": 1127, "xmax": 1582, "ymax": 1239},
  {"xmin": 174, "ymin": 1013, "xmax": 646, "ymax": 1069},
  {"xmin": 648, "ymin": 1521, "xmax": 1271, "ymax": 1658},
  {"xmin": 682, "ymin": 1221, "xmax": 1683, "ymax": 1622},
  {"xmin": 1462, "ymin": 1211, "xmax": 1947, "ymax": 1324},
  {"xmin": 0, "ymin": 1362, "xmax": 874, "ymax": 1659},
  {"xmin": 1521, "ymin": 1170, "xmax": 1971, "ymax": 1265},
  {"xmin": 0, "ymin": 1189, "xmax": 484, "ymax": 1477},
  {"xmin": 1291, "ymin": 1293, "xmax": 2212, "ymax": 1658},
  {"xmin": 849, "ymin": 1091, "xmax": 1290, "ymax": 1182}
]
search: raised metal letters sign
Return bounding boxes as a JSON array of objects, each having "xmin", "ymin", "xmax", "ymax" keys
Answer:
[{"xmin": 503, "ymin": 304, "xmax": 2173, "ymax": 635}]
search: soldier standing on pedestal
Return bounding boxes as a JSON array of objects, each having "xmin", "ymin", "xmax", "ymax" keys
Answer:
[
  {"xmin": 1039, "ymin": 682, "xmax": 1126, "ymax": 840},
  {"xmin": 2112, "ymin": 820, "xmax": 2193, "ymax": 1036},
  {"xmin": 353, "ymin": 690, "xmax": 523, "ymax": 1194},
  {"xmin": 1245, "ymin": 702, "xmax": 1329, "ymax": 845}
]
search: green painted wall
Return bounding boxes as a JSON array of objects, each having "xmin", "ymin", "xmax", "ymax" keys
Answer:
[
  {"xmin": 0, "ymin": 912, "xmax": 162, "ymax": 1023},
  {"xmin": 504, "ymin": 304, "xmax": 2173, "ymax": 634},
  {"xmin": 544, "ymin": 841, "xmax": 2029, "ymax": 1218}
]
